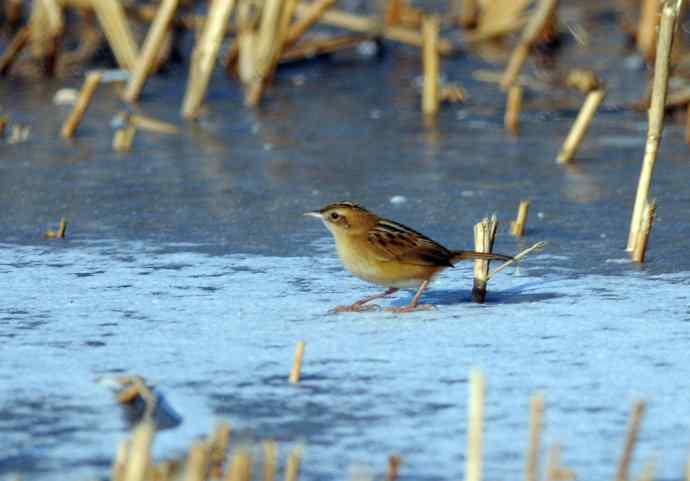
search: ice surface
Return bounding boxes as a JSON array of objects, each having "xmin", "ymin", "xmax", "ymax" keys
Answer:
[{"xmin": 1, "ymin": 241, "xmax": 689, "ymax": 481}]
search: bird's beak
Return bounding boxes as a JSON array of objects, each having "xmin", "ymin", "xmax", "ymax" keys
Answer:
[{"xmin": 304, "ymin": 211, "xmax": 323, "ymax": 219}]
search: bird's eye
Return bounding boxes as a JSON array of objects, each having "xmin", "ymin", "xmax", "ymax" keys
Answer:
[{"xmin": 330, "ymin": 212, "xmax": 339, "ymax": 220}]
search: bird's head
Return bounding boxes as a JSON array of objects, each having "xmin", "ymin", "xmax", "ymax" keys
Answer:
[{"xmin": 304, "ymin": 202, "xmax": 378, "ymax": 237}]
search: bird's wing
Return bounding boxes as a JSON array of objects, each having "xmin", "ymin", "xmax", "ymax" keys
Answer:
[{"xmin": 366, "ymin": 219, "xmax": 454, "ymax": 267}]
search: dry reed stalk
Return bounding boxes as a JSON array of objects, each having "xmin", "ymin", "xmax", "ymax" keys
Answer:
[
  {"xmin": 504, "ymin": 85, "xmax": 523, "ymax": 135},
  {"xmin": 284, "ymin": 0, "xmax": 336, "ymax": 50},
  {"xmin": 181, "ymin": 0, "xmax": 236, "ymax": 119},
  {"xmin": 29, "ymin": 0, "xmax": 63, "ymax": 75},
  {"xmin": 209, "ymin": 422, "xmax": 231, "ymax": 479},
  {"xmin": 246, "ymin": 0, "xmax": 299, "ymax": 107},
  {"xmin": 112, "ymin": 439, "xmax": 130, "ymax": 481},
  {"xmin": 471, "ymin": 215, "xmax": 498, "ymax": 304},
  {"xmin": 0, "ymin": 26, "xmax": 31, "ymax": 75},
  {"xmin": 293, "ymin": 5, "xmax": 453, "ymax": 54},
  {"xmin": 91, "ymin": 0, "xmax": 139, "ymax": 70},
  {"xmin": 44, "ymin": 217, "xmax": 67, "ymax": 238},
  {"xmin": 122, "ymin": 0, "xmax": 179, "ymax": 102},
  {"xmin": 614, "ymin": 400, "xmax": 646, "ymax": 481},
  {"xmin": 284, "ymin": 445, "xmax": 303, "ymax": 481},
  {"xmin": 262, "ymin": 440, "xmax": 278, "ymax": 481},
  {"xmin": 627, "ymin": 1, "xmax": 681, "ymax": 252},
  {"xmin": 124, "ymin": 421, "xmax": 155, "ymax": 481},
  {"xmin": 637, "ymin": 0, "xmax": 660, "ymax": 62},
  {"xmin": 499, "ymin": 0, "xmax": 558, "ymax": 89},
  {"xmin": 129, "ymin": 114, "xmax": 178, "ymax": 134},
  {"xmin": 487, "ymin": 241, "xmax": 546, "ymax": 280},
  {"xmin": 280, "ymin": 34, "xmax": 370, "ymax": 63},
  {"xmin": 422, "ymin": 15, "xmax": 440, "ymax": 117},
  {"xmin": 686, "ymin": 104, "xmax": 690, "ymax": 144},
  {"xmin": 225, "ymin": 449, "xmax": 252, "ymax": 481},
  {"xmin": 237, "ymin": 1, "xmax": 259, "ymax": 84},
  {"xmin": 526, "ymin": 393, "xmax": 544, "ymax": 481},
  {"xmin": 510, "ymin": 200, "xmax": 529, "ymax": 237},
  {"xmin": 113, "ymin": 124, "xmax": 137, "ymax": 152},
  {"xmin": 465, "ymin": 369, "xmax": 484, "ymax": 481},
  {"xmin": 460, "ymin": 0, "xmax": 479, "ymax": 29},
  {"xmin": 386, "ymin": 455, "xmax": 401, "ymax": 481},
  {"xmin": 289, "ymin": 340, "xmax": 305, "ymax": 384},
  {"xmin": 555, "ymin": 89, "xmax": 606, "ymax": 164},
  {"xmin": 183, "ymin": 442, "xmax": 210, "ymax": 481},
  {"xmin": 61, "ymin": 71, "xmax": 102, "ymax": 138},
  {"xmin": 632, "ymin": 200, "xmax": 656, "ymax": 263}
]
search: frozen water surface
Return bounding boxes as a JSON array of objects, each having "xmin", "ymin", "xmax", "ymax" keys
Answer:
[
  {"xmin": 2, "ymin": 2, "xmax": 690, "ymax": 480},
  {"xmin": 1, "ymin": 242, "xmax": 690, "ymax": 481}
]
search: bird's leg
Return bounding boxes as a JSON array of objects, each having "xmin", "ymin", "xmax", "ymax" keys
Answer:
[
  {"xmin": 331, "ymin": 287, "xmax": 399, "ymax": 313},
  {"xmin": 385, "ymin": 280, "xmax": 434, "ymax": 313}
]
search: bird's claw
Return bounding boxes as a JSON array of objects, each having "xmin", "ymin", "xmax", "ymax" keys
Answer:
[
  {"xmin": 329, "ymin": 303, "xmax": 382, "ymax": 314},
  {"xmin": 384, "ymin": 304, "xmax": 435, "ymax": 313}
]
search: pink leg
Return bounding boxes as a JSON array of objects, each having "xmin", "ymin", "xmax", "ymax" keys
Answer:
[
  {"xmin": 331, "ymin": 287, "xmax": 399, "ymax": 313},
  {"xmin": 385, "ymin": 280, "xmax": 435, "ymax": 313}
]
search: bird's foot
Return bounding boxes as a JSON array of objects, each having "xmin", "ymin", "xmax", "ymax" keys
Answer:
[
  {"xmin": 329, "ymin": 303, "xmax": 382, "ymax": 314},
  {"xmin": 385, "ymin": 304, "xmax": 435, "ymax": 313}
]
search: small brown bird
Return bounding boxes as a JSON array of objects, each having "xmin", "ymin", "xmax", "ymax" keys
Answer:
[{"xmin": 305, "ymin": 202, "xmax": 512, "ymax": 313}]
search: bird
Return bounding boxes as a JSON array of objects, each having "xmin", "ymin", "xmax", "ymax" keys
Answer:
[{"xmin": 305, "ymin": 201, "xmax": 512, "ymax": 313}]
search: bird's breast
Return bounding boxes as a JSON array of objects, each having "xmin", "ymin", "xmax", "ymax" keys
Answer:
[{"xmin": 334, "ymin": 235, "xmax": 440, "ymax": 288}]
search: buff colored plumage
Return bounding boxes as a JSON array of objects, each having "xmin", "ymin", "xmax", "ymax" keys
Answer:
[{"xmin": 305, "ymin": 202, "xmax": 512, "ymax": 313}]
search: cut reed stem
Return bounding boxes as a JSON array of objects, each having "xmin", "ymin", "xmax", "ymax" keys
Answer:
[
  {"xmin": 184, "ymin": 442, "xmax": 210, "ymax": 481},
  {"xmin": 526, "ymin": 393, "xmax": 544, "ymax": 481},
  {"xmin": 262, "ymin": 440, "xmax": 278, "ymax": 481},
  {"xmin": 181, "ymin": 0, "xmax": 236, "ymax": 119},
  {"xmin": 500, "ymin": 0, "xmax": 558, "ymax": 89},
  {"xmin": 91, "ymin": 0, "xmax": 139, "ymax": 70},
  {"xmin": 422, "ymin": 15, "xmax": 440, "ymax": 117},
  {"xmin": 614, "ymin": 400, "xmax": 646, "ymax": 481},
  {"xmin": 505, "ymin": 85, "xmax": 523, "ymax": 134},
  {"xmin": 124, "ymin": 421, "xmax": 155, "ymax": 481},
  {"xmin": 511, "ymin": 200, "xmax": 530, "ymax": 237},
  {"xmin": 284, "ymin": 445, "xmax": 303, "ymax": 481},
  {"xmin": 288, "ymin": 340, "xmax": 305, "ymax": 384},
  {"xmin": 0, "ymin": 26, "xmax": 30, "ymax": 75},
  {"xmin": 386, "ymin": 455, "xmax": 401, "ymax": 481},
  {"xmin": 626, "ymin": 1, "xmax": 680, "ymax": 252},
  {"xmin": 113, "ymin": 124, "xmax": 137, "ymax": 152},
  {"xmin": 472, "ymin": 215, "xmax": 498, "ymax": 304},
  {"xmin": 555, "ymin": 89, "xmax": 605, "ymax": 164},
  {"xmin": 632, "ymin": 200, "xmax": 656, "ymax": 263},
  {"xmin": 226, "ymin": 449, "xmax": 252, "ymax": 481},
  {"xmin": 61, "ymin": 71, "xmax": 102, "ymax": 139},
  {"xmin": 123, "ymin": 0, "xmax": 179, "ymax": 102},
  {"xmin": 465, "ymin": 369, "xmax": 484, "ymax": 481}
]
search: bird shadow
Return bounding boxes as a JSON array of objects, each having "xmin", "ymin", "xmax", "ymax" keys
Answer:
[{"xmin": 389, "ymin": 279, "xmax": 566, "ymax": 307}]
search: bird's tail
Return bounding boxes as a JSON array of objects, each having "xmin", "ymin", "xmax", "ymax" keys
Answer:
[{"xmin": 451, "ymin": 250, "xmax": 513, "ymax": 263}]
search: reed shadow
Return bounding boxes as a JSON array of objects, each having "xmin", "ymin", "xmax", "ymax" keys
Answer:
[{"xmin": 390, "ymin": 280, "xmax": 566, "ymax": 307}]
